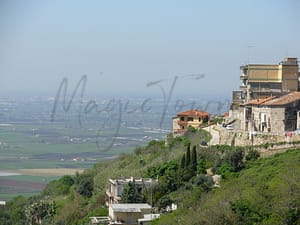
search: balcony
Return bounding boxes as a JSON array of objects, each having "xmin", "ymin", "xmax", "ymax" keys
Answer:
[
  {"xmin": 240, "ymin": 85, "xmax": 248, "ymax": 91},
  {"xmin": 177, "ymin": 120, "xmax": 188, "ymax": 126},
  {"xmin": 240, "ymin": 74, "xmax": 248, "ymax": 80}
]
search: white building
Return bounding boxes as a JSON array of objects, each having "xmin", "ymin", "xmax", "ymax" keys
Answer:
[
  {"xmin": 109, "ymin": 203, "xmax": 152, "ymax": 225},
  {"xmin": 106, "ymin": 177, "xmax": 157, "ymax": 205}
]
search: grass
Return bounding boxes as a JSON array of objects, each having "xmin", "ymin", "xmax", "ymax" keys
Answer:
[{"xmin": 153, "ymin": 149, "xmax": 300, "ymax": 225}]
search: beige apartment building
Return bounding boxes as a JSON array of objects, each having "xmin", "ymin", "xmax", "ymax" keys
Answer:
[
  {"xmin": 230, "ymin": 57, "xmax": 300, "ymax": 134},
  {"xmin": 232, "ymin": 57, "xmax": 299, "ymax": 109}
]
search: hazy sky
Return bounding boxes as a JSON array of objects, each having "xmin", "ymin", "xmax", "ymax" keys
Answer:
[{"xmin": 1, "ymin": 0, "xmax": 299, "ymax": 98}]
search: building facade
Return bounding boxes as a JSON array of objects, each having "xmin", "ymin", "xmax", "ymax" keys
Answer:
[
  {"xmin": 232, "ymin": 57, "xmax": 299, "ymax": 110},
  {"xmin": 109, "ymin": 203, "xmax": 152, "ymax": 225},
  {"xmin": 229, "ymin": 57, "xmax": 300, "ymax": 134},
  {"xmin": 172, "ymin": 110, "xmax": 210, "ymax": 135},
  {"xmin": 106, "ymin": 178, "xmax": 157, "ymax": 205},
  {"xmin": 239, "ymin": 92, "xmax": 300, "ymax": 133}
]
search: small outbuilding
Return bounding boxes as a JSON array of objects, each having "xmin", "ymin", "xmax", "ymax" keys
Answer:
[{"xmin": 109, "ymin": 203, "xmax": 152, "ymax": 225}]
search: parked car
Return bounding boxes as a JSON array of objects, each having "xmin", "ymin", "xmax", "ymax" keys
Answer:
[
  {"xmin": 226, "ymin": 125, "xmax": 233, "ymax": 130},
  {"xmin": 200, "ymin": 141, "xmax": 208, "ymax": 146}
]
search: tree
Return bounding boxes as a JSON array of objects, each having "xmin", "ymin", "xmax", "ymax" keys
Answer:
[
  {"xmin": 194, "ymin": 174, "xmax": 214, "ymax": 192},
  {"xmin": 197, "ymin": 156, "xmax": 206, "ymax": 175},
  {"xmin": 0, "ymin": 195, "xmax": 27, "ymax": 225},
  {"xmin": 246, "ymin": 149, "xmax": 260, "ymax": 161},
  {"xmin": 156, "ymin": 195, "xmax": 173, "ymax": 212},
  {"xmin": 181, "ymin": 153, "xmax": 186, "ymax": 169},
  {"xmin": 43, "ymin": 175, "xmax": 75, "ymax": 196},
  {"xmin": 76, "ymin": 173, "xmax": 94, "ymax": 198},
  {"xmin": 191, "ymin": 146, "xmax": 197, "ymax": 174},
  {"xmin": 185, "ymin": 143, "xmax": 191, "ymax": 168},
  {"xmin": 25, "ymin": 200, "xmax": 56, "ymax": 225},
  {"xmin": 121, "ymin": 181, "xmax": 145, "ymax": 203},
  {"xmin": 230, "ymin": 199, "xmax": 262, "ymax": 225},
  {"xmin": 225, "ymin": 148, "xmax": 245, "ymax": 172}
]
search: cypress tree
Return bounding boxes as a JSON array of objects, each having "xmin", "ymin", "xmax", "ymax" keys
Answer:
[
  {"xmin": 191, "ymin": 145, "xmax": 197, "ymax": 174},
  {"xmin": 121, "ymin": 181, "xmax": 144, "ymax": 203},
  {"xmin": 185, "ymin": 143, "xmax": 191, "ymax": 168},
  {"xmin": 181, "ymin": 153, "xmax": 186, "ymax": 169}
]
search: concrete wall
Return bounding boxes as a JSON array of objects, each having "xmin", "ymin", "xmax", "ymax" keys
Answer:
[
  {"xmin": 238, "ymin": 106, "xmax": 285, "ymax": 134},
  {"xmin": 229, "ymin": 108, "xmax": 244, "ymax": 130},
  {"xmin": 269, "ymin": 107, "xmax": 285, "ymax": 133},
  {"xmin": 172, "ymin": 117, "xmax": 180, "ymax": 132},
  {"xmin": 113, "ymin": 212, "xmax": 141, "ymax": 224},
  {"xmin": 248, "ymin": 65, "xmax": 281, "ymax": 83},
  {"xmin": 109, "ymin": 207, "xmax": 152, "ymax": 225},
  {"xmin": 281, "ymin": 64, "xmax": 299, "ymax": 92},
  {"xmin": 219, "ymin": 128, "xmax": 300, "ymax": 147},
  {"xmin": 297, "ymin": 110, "xmax": 300, "ymax": 129}
]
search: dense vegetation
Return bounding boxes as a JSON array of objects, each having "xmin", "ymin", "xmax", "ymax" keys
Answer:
[
  {"xmin": 1, "ymin": 128, "xmax": 299, "ymax": 225},
  {"xmin": 153, "ymin": 149, "xmax": 300, "ymax": 225}
]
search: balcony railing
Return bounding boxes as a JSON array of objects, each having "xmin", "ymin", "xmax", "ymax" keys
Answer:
[{"xmin": 240, "ymin": 74, "xmax": 248, "ymax": 80}]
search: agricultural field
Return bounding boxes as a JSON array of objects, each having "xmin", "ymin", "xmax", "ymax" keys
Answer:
[
  {"xmin": 0, "ymin": 95, "xmax": 172, "ymax": 200},
  {"xmin": 0, "ymin": 94, "xmax": 228, "ymax": 200}
]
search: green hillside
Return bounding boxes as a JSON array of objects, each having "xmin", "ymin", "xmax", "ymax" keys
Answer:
[{"xmin": 154, "ymin": 149, "xmax": 300, "ymax": 225}]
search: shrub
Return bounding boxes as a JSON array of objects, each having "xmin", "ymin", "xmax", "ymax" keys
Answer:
[
  {"xmin": 156, "ymin": 195, "xmax": 173, "ymax": 212},
  {"xmin": 193, "ymin": 174, "xmax": 214, "ymax": 192},
  {"xmin": 75, "ymin": 173, "xmax": 94, "ymax": 198},
  {"xmin": 246, "ymin": 149, "xmax": 260, "ymax": 161}
]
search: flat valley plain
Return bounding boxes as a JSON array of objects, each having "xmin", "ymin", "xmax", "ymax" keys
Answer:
[
  {"xmin": 0, "ymin": 94, "xmax": 228, "ymax": 200},
  {"xmin": 0, "ymin": 95, "xmax": 172, "ymax": 200}
]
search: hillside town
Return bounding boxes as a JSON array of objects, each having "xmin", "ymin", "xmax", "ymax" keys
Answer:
[
  {"xmin": 88, "ymin": 57, "xmax": 300, "ymax": 225},
  {"xmin": 173, "ymin": 57, "xmax": 300, "ymax": 149}
]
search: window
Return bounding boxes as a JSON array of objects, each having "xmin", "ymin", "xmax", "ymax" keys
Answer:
[
  {"xmin": 180, "ymin": 117, "xmax": 185, "ymax": 121},
  {"xmin": 187, "ymin": 117, "xmax": 193, "ymax": 121}
]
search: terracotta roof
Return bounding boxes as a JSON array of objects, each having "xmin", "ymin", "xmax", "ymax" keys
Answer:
[
  {"xmin": 177, "ymin": 110, "xmax": 210, "ymax": 117},
  {"xmin": 262, "ymin": 92, "xmax": 300, "ymax": 106},
  {"xmin": 223, "ymin": 112, "xmax": 229, "ymax": 117},
  {"xmin": 246, "ymin": 96, "xmax": 277, "ymax": 106}
]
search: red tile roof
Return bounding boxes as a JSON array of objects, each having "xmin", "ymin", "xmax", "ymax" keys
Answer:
[
  {"xmin": 262, "ymin": 92, "xmax": 300, "ymax": 106},
  {"xmin": 246, "ymin": 96, "xmax": 277, "ymax": 105},
  {"xmin": 223, "ymin": 112, "xmax": 229, "ymax": 117},
  {"xmin": 177, "ymin": 110, "xmax": 210, "ymax": 117}
]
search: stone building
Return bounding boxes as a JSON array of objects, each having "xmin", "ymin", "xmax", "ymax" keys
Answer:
[
  {"xmin": 229, "ymin": 57, "xmax": 300, "ymax": 134},
  {"xmin": 239, "ymin": 92, "xmax": 300, "ymax": 133}
]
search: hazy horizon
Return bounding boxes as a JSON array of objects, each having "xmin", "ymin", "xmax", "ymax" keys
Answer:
[{"xmin": 1, "ymin": 1, "xmax": 300, "ymax": 97}]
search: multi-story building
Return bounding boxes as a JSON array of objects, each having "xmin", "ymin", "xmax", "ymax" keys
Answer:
[
  {"xmin": 232, "ymin": 57, "xmax": 299, "ymax": 110},
  {"xmin": 240, "ymin": 92, "xmax": 300, "ymax": 133},
  {"xmin": 172, "ymin": 110, "xmax": 210, "ymax": 135},
  {"xmin": 230, "ymin": 57, "xmax": 300, "ymax": 133}
]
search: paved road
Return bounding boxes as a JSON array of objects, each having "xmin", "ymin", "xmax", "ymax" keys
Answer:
[{"xmin": 203, "ymin": 125, "xmax": 220, "ymax": 145}]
